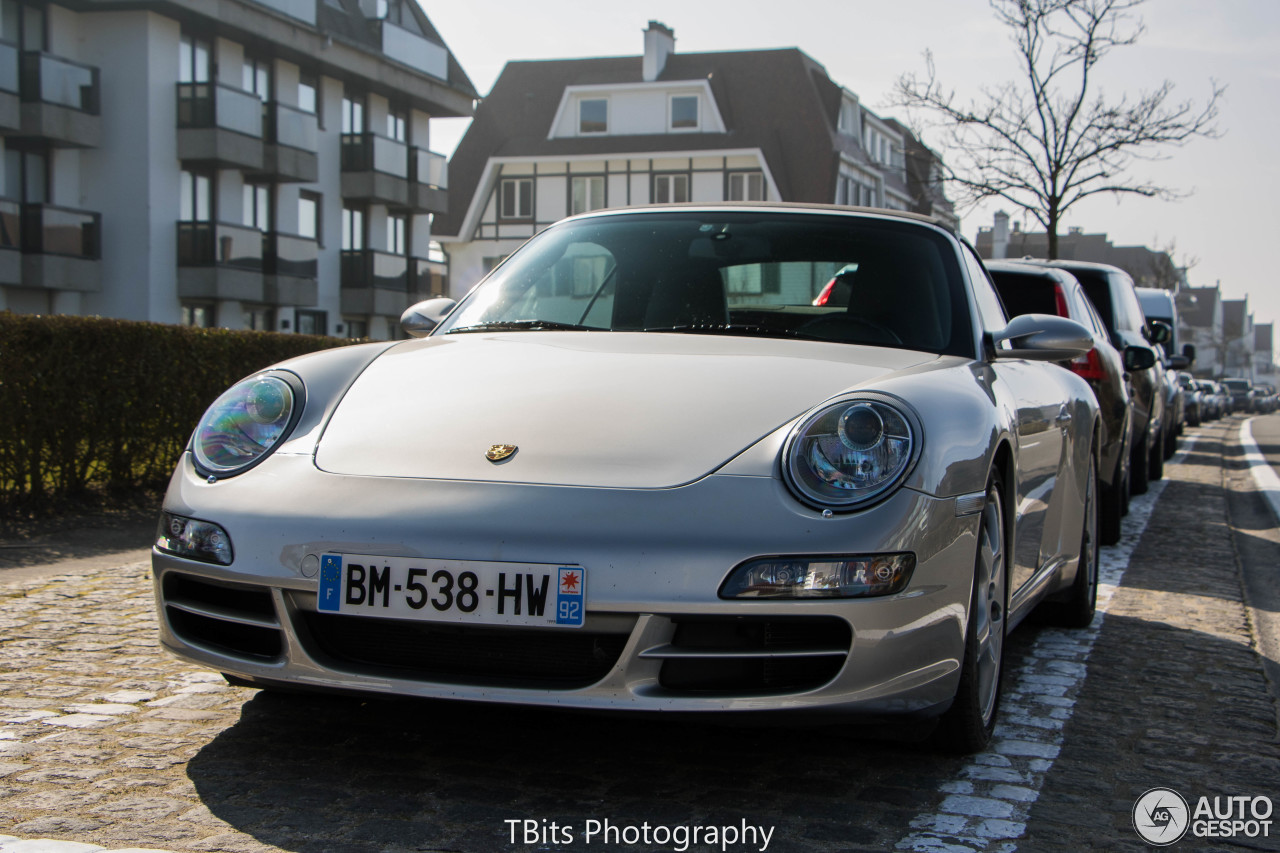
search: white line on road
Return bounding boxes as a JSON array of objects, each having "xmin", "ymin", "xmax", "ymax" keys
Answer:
[{"xmin": 1241, "ymin": 418, "xmax": 1280, "ymax": 525}]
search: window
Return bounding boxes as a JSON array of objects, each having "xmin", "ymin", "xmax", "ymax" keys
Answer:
[
  {"xmin": 386, "ymin": 106, "xmax": 407, "ymax": 142},
  {"xmin": 571, "ymin": 176, "xmax": 605, "ymax": 215},
  {"xmin": 344, "ymin": 317, "xmax": 368, "ymax": 339},
  {"xmin": 961, "ymin": 244, "xmax": 1007, "ymax": 336},
  {"xmin": 670, "ymin": 95, "xmax": 698, "ymax": 130},
  {"xmin": 296, "ymin": 310, "xmax": 327, "ymax": 336},
  {"xmin": 500, "ymin": 178, "xmax": 533, "ymax": 219},
  {"xmin": 298, "ymin": 191, "xmax": 320, "ymax": 242},
  {"xmin": 342, "ymin": 205, "xmax": 364, "ymax": 250},
  {"xmin": 180, "ymin": 170, "xmax": 212, "ymax": 221},
  {"xmin": 342, "ymin": 95, "xmax": 364, "ymax": 134},
  {"xmin": 243, "ymin": 182, "xmax": 270, "ymax": 232},
  {"xmin": 6, "ymin": 148, "xmax": 47, "ymax": 204},
  {"xmin": 243, "ymin": 54, "xmax": 271, "ymax": 102},
  {"xmin": 244, "ymin": 306, "xmax": 274, "ymax": 331},
  {"xmin": 653, "ymin": 174, "xmax": 688, "ymax": 204},
  {"xmin": 728, "ymin": 172, "xmax": 765, "ymax": 202},
  {"xmin": 837, "ymin": 175, "xmax": 876, "ymax": 207},
  {"xmin": 5, "ymin": 1, "xmax": 44, "ymax": 51},
  {"xmin": 483, "ymin": 255, "xmax": 509, "ymax": 274},
  {"xmin": 838, "ymin": 99, "xmax": 858, "ymax": 136},
  {"xmin": 386, "ymin": 213, "xmax": 406, "ymax": 255},
  {"xmin": 182, "ymin": 302, "xmax": 214, "ymax": 328},
  {"xmin": 179, "ymin": 33, "xmax": 210, "ymax": 84},
  {"xmin": 299, "ymin": 72, "xmax": 318, "ymax": 115},
  {"xmin": 578, "ymin": 98, "xmax": 607, "ymax": 134}
]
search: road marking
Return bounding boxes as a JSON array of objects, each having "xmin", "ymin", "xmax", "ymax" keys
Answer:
[
  {"xmin": 1241, "ymin": 418, "xmax": 1280, "ymax": 525},
  {"xmin": 895, "ymin": 438, "xmax": 1195, "ymax": 853}
]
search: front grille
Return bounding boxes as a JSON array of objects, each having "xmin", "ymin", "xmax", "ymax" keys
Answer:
[
  {"xmin": 162, "ymin": 573, "xmax": 283, "ymax": 660},
  {"xmin": 298, "ymin": 611, "xmax": 629, "ymax": 689},
  {"xmin": 649, "ymin": 616, "xmax": 851, "ymax": 695}
]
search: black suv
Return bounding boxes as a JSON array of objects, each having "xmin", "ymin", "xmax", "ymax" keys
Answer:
[{"xmin": 1015, "ymin": 260, "xmax": 1169, "ymax": 494}]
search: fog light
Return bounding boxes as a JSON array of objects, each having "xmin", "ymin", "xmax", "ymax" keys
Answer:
[
  {"xmin": 720, "ymin": 554, "xmax": 915, "ymax": 599},
  {"xmin": 155, "ymin": 512, "xmax": 233, "ymax": 565}
]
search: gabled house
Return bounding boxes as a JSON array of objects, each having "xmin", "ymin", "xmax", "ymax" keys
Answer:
[
  {"xmin": 1178, "ymin": 285, "xmax": 1224, "ymax": 378},
  {"xmin": 435, "ymin": 22, "xmax": 950, "ymax": 295}
]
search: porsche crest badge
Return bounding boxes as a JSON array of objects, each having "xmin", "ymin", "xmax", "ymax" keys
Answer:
[{"xmin": 486, "ymin": 444, "xmax": 518, "ymax": 462}]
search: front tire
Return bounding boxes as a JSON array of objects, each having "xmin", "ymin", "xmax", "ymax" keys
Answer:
[{"xmin": 933, "ymin": 471, "xmax": 1007, "ymax": 753}]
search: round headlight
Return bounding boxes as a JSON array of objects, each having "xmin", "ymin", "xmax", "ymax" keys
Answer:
[
  {"xmin": 193, "ymin": 373, "xmax": 300, "ymax": 477},
  {"xmin": 783, "ymin": 398, "xmax": 917, "ymax": 510}
]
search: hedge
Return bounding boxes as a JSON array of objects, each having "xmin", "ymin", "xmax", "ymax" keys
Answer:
[{"xmin": 0, "ymin": 312, "xmax": 360, "ymax": 509}]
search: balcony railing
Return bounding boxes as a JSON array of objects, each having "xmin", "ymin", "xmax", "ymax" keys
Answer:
[
  {"xmin": 341, "ymin": 131, "xmax": 408, "ymax": 178},
  {"xmin": 409, "ymin": 255, "xmax": 444, "ymax": 298},
  {"xmin": 0, "ymin": 41, "xmax": 17, "ymax": 95},
  {"xmin": 411, "ymin": 147, "xmax": 447, "ymax": 189},
  {"xmin": 22, "ymin": 204, "xmax": 99, "ymax": 258},
  {"xmin": 177, "ymin": 221, "xmax": 264, "ymax": 271},
  {"xmin": 176, "ymin": 82, "xmax": 263, "ymax": 138},
  {"xmin": 269, "ymin": 101, "xmax": 318, "ymax": 152},
  {"xmin": 341, "ymin": 248, "xmax": 408, "ymax": 291},
  {"xmin": 266, "ymin": 232, "xmax": 318, "ymax": 278},
  {"xmin": 20, "ymin": 51, "xmax": 99, "ymax": 113},
  {"xmin": 0, "ymin": 199, "xmax": 19, "ymax": 250}
]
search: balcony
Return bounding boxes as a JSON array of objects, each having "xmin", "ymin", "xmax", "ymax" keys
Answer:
[
  {"xmin": 264, "ymin": 232, "xmax": 318, "ymax": 305},
  {"xmin": 342, "ymin": 248, "xmax": 414, "ymax": 315},
  {"xmin": 176, "ymin": 82, "xmax": 264, "ymax": 170},
  {"xmin": 255, "ymin": 102, "xmax": 318, "ymax": 183},
  {"xmin": 18, "ymin": 51, "xmax": 100, "ymax": 147},
  {"xmin": 341, "ymin": 132, "xmax": 409, "ymax": 207},
  {"xmin": 176, "ymin": 221, "xmax": 265, "ymax": 302},
  {"xmin": 410, "ymin": 147, "xmax": 448, "ymax": 214},
  {"xmin": 20, "ymin": 203, "xmax": 101, "ymax": 292}
]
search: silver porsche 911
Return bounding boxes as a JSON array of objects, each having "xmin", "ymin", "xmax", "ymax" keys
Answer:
[{"xmin": 152, "ymin": 204, "xmax": 1100, "ymax": 752}]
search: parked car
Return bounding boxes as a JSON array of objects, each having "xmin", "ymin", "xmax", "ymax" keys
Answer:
[
  {"xmin": 986, "ymin": 261, "xmax": 1148, "ymax": 545},
  {"xmin": 1222, "ymin": 378, "xmax": 1255, "ymax": 414},
  {"xmin": 1136, "ymin": 288, "xmax": 1194, "ymax": 454},
  {"xmin": 1015, "ymin": 260, "xmax": 1168, "ymax": 494},
  {"xmin": 153, "ymin": 204, "xmax": 1102, "ymax": 753},
  {"xmin": 1178, "ymin": 373, "xmax": 1201, "ymax": 426},
  {"xmin": 1199, "ymin": 381, "xmax": 1223, "ymax": 420},
  {"xmin": 1256, "ymin": 383, "xmax": 1278, "ymax": 414}
]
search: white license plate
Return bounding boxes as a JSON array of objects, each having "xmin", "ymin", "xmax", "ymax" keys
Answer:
[{"xmin": 315, "ymin": 554, "xmax": 585, "ymax": 628}]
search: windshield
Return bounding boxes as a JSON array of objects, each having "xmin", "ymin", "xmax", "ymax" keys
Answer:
[{"xmin": 437, "ymin": 211, "xmax": 970, "ymax": 355}]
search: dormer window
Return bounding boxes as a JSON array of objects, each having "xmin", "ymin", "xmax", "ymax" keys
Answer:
[
  {"xmin": 579, "ymin": 98, "xmax": 608, "ymax": 134},
  {"xmin": 670, "ymin": 95, "xmax": 698, "ymax": 131}
]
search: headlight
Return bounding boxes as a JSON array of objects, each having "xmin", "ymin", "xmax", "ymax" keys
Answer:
[
  {"xmin": 155, "ymin": 512, "xmax": 233, "ymax": 565},
  {"xmin": 721, "ymin": 554, "xmax": 915, "ymax": 599},
  {"xmin": 782, "ymin": 398, "xmax": 917, "ymax": 510},
  {"xmin": 192, "ymin": 372, "xmax": 302, "ymax": 478}
]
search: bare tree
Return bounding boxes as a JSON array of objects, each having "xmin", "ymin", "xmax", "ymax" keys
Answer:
[{"xmin": 895, "ymin": 0, "xmax": 1224, "ymax": 258}]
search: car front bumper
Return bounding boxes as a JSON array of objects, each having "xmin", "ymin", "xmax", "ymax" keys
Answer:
[{"xmin": 152, "ymin": 453, "xmax": 981, "ymax": 717}]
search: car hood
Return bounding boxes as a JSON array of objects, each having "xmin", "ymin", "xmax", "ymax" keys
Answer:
[{"xmin": 314, "ymin": 332, "xmax": 939, "ymax": 488}]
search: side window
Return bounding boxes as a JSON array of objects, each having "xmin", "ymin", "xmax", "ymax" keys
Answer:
[
  {"xmin": 1113, "ymin": 273, "xmax": 1147, "ymax": 334},
  {"xmin": 960, "ymin": 244, "xmax": 1007, "ymax": 335}
]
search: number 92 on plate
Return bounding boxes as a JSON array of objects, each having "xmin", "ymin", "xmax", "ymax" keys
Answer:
[{"xmin": 317, "ymin": 555, "xmax": 585, "ymax": 629}]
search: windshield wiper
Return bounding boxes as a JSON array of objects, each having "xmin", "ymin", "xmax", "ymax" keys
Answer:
[
  {"xmin": 642, "ymin": 323, "xmax": 807, "ymax": 340},
  {"xmin": 446, "ymin": 320, "xmax": 603, "ymax": 334}
]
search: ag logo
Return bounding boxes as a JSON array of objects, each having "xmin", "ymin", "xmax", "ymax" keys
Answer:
[{"xmin": 1133, "ymin": 787, "xmax": 1189, "ymax": 845}]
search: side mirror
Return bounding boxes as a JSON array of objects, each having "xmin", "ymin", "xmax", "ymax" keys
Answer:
[
  {"xmin": 400, "ymin": 298, "xmax": 457, "ymax": 338},
  {"xmin": 1123, "ymin": 345, "xmax": 1157, "ymax": 372},
  {"xmin": 1168, "ymin": 354, "xmax": 1191, "ymax": 371},
  {"xmin": 1147, "ymin": 320, "xmax": 1172, "ymax": 345},
  {"xmin": 1182, "ymin": 343, "xmax": 1197, "ymax": 364},
  {"xmin": 992, "ymin": 314, "xmax": 1094, "ymax": 361}
]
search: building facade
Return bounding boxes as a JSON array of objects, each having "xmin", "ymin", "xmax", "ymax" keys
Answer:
[
  {"xmin": 435, "ymin": 22, "xmax": 954, "ymax": 296},
  {"xmin": 0, "ymin": 0, "xmax": 475, "ymax": 339}
]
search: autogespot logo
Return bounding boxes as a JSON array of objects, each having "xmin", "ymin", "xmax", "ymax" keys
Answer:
[{"xmin": 1133, "ymin": 788, "xmax": 1190, "ymax": 846}]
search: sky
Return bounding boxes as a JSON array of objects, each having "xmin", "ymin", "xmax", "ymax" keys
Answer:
[{"xmin": 423, "ymin": 0, "xmax": 1280, "ymax": 338}]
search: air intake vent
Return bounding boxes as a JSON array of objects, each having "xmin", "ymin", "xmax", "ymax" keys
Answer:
[
  {"xmin": 162, "ymin": 573, "xmax": 283, "ymax": 661},
  {"xmin": 645, "ymin": 616, "xmax": 851, "ymax": 695}
]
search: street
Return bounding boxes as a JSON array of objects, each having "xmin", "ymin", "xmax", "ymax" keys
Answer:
[{"xmin": 1, "ymin": 417, "xmax": 1278, "ymax": 853}]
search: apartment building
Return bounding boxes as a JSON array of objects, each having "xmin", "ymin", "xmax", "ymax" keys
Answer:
[
  {"xmin": 435, "ymin": 22, "xmax": 955, "ymax": 295},
  {"xmin": 0, "ymin": 0, "xmax": 475, "ymax": 339}
]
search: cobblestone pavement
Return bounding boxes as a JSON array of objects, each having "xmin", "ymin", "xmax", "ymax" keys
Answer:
[{"xmin": 1, "ymin": 418, "xmax": 1277, "ymax": 853}]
